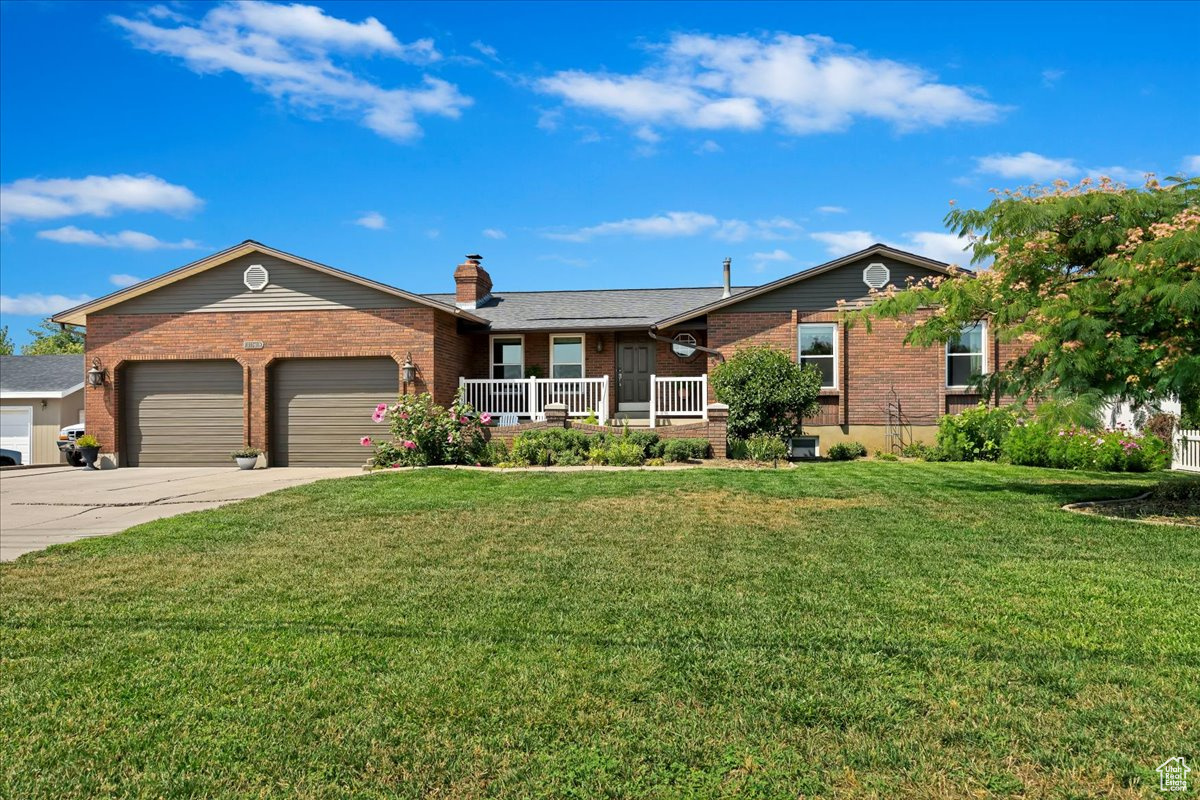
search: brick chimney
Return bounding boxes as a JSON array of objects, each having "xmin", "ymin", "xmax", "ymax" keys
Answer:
[{"xmin": 454, "ymin": 254, "xmax": 492, "ymax": 309}]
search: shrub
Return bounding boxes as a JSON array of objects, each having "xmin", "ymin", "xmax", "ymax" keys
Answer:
[
  {"xmin": 900, "ymin": 442, "xmax": 943, "ymax": 460},
  {"xmin": 874, "ymin": 450, "xmax": 899, "ymax": 461},
  {"xmin": 826, "ymin": 441, "xmax": 867, "ymax": 461},
  {"xmin": 476, "ymin": 440, "xmax": 509, "ymax": 467},
  {"xmin": 1002, "ymin": 419, "xmax": 1170, "ymax": 472},
  {"xmin": 727, "ymin": 438, "xmax": 749, "ymax": 460},
  {"xmin": 745, "ymin": 435, "xmax": 789, "ymax": 462},
  {"xmin": 936, "ymin": 403, "xmax": 1020, "ymax": 462},
  {"xmin": 588, "ymin": 440, "xmax": 645, "ymax": 466},
  {"xmin": 1144, "ymin": 412, "xmax": 1178, "ymax": 445},
  {"xmin": 617, "ymin": 430, "xmax": 664, "ymax": 459},
  {"xmin": 510, "ymin": 428, "xmax": 593, "ymax": 466},
  {"xmin": 663, "ymin": 438, "xmax": 710, "ymax": 462},
  {"xmin": 710, "ymin": 346, "xmax": 821, "ymax": 441},
  {"xmin": 645, "ymin": 457, "xmax": 666, "ymax": 467},
  {"xmin": 370, "ymin": 391, "xmax": 488, "ymax": 468}
]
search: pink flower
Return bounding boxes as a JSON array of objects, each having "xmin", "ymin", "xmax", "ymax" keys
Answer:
[
  {"xmin": 403, "ymin": 440, "xmax": 417, "ymax": 450},
  {"xmin": 360, "ymin": 436, "xmax": 372, "ymax": 447},
  {"xmin": 447, "ymin": 434, "xmax": 454, "ymax": 443},
  {"xmin": 398, "ymin": 412, "xmax": 409, "ymax": 420},
  {"xmin": 376, "ymin": 403, "xmax": 387, "ymax": 413},
  {"xmin": 460, "ymin": 415, "xmax": 470, "ymax": 424},
  {"xmin": 480, "ymin": 413, "xmax": 492, "ymax": 425},
  {"xmin": 372, "ymin": 410, "xmax": 386, "ymax": 423}
]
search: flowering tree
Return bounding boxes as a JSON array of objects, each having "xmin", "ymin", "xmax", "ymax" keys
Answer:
[
  {"xmin": 854, "ymin": 176, "xmax": 1199, "ymax": 418},
  {"xmin": 363, "ymin": 390, "xmax": 491, "ymax": 467}
]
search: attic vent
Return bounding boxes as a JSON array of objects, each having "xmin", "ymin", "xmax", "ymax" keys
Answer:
[
  {"xmin": 243, "ymin": 264, "xmax": 269, "ymax": 291},
  {"xmin": 862, "ymin": 262, "xmax": 890, "ymax": 289}
]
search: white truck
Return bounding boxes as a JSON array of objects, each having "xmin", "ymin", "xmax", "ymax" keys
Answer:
[{"xmin": 57, "ymin": 423, "xmax": 86, "ymax": 466}]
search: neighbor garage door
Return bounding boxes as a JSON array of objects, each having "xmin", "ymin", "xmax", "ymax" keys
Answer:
[
  {"xmin": 0, "ymin": 406, "xmax": 33, "ymax": 465},
  {"xmin": 123, "ymin": 361, "xmax": 244, "ymax": 467},
  {"xmin": 271, "ymin": 358, "xmax": 398, "ymax": 467}
]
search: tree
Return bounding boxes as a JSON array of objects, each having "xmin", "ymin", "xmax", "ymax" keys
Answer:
[
  {"xmin": 854, "ymin": 176, "xmax": 1199, "ymax": 418},
  {"xmin": 21, "ymin": 319, "xmax": 85, "ymax": 355},
  {"xmin": 0, "ymin": 326, "xmax": 13, "ymax": 355},
  {"xmin": 710, "ymin": 346, "xmax": 822, "ymax": 441}
]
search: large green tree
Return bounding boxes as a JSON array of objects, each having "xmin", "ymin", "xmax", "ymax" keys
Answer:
[
  {"xmin": 21, "ymin": 320, "xmax": 85, "ymax": 355},
  {"xmin": 855, "ymin": 176, "xmax": 1199, "ymax": 417}
]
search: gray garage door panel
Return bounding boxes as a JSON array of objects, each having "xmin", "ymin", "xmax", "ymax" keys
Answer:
[
  {"xmin": 271, "ymin": 358, "xmax": 399, "ymax": 467},
  {"xmin": 123, "ymin": 361, "xmax": 244, "ymax": 467}
]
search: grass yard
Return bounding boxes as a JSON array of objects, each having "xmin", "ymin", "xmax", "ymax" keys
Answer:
[{"xmin": 1, "ymin": 463, "xmax": 1197, "ymax": 799}]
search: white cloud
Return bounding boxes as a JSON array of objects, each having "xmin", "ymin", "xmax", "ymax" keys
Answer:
[
  {"xmin": 536, "ymin": 108, "xmax": 563, "ymax": 132},
  {"xmin": 810, "ymin": 230, "xmax": 876, "ymax": 254},
  {"xmin": 0, "ymin": 174, "xmax": 201, "ymax": 224},
  {"xmin": 810, "ymin": 229, "xmax": 973, "ymax": 266},
  {"xmin": 816, "ymin": 205, "xmax": 847, "ymax": 214},
  {"xmin": 482, "ymin": 228, "xmax": 506, "ymax": 239},
  {"xmin": 111, "ymin": 2, "xmax": 469, "ymax": 141},
  {"xmin": 36, "ymin": 226, "xmax": 200, "ymax": 250},
  {"xmin": 109, "ymin": 273, "xmax": 142, "ymax": 287},
  {"xmin": 471, "ymin": 40, "xmax": 498, "ymax": 60},
  {"xmin": 634, "ymin": 125, "xmax": 661, "ymax": 143},
  {"xmin": 545, "ymin": 211, "xmax": 801, "ymax": 243},
  {"xmin": 354, "ymin": 211, "xmax": 387, "ymax": 229},
  {"xmin": 537, "ymin": 32, "xmax": 1003, "ymax": 139},
  {"xmin": 974, "ymin": 152, "xmax": 1152, "ymax": 184},
  {"xmin": 695, "ymin": 139, "xmax": 722, "ymax": 154},
  {"xmin": 426, "ymin": 228, "xmax": 440, "ymax": 239},
  {"xmin": 1041, "ymin": 68, "xmax": 1064, "ymax": 87},
  {"xmin": 0, "ymin": 293, "xmax": 93, "ymax": 317},
  {"xmin": 750, "ymin": 248, "xmax": 794, "ymax": 273},
  {"xmin": 1183, "ymin": 155, "xmax": 1200, "ymax": 173}
]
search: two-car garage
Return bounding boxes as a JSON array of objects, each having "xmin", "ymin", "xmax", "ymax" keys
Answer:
[{"xmin": 121, "ymin": 358, "xmax": 398, "ymax": 467}]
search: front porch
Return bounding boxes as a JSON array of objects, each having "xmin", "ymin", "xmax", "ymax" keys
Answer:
[{"xmin": 458, "ymin": 374, "xmax": 709, "ymax": 428}]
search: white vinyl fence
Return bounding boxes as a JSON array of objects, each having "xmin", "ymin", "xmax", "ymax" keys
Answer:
[
  {"xmin": 1173, "ymin": 429, "xmax": 1200, "ymax": 473},
  {"xmin": 649, "ymin": 374, "xmax": 708, "ymax": 427},
  {"xmin": 459, "ymin": 377, "xmax": 609, "ymax": 424}
]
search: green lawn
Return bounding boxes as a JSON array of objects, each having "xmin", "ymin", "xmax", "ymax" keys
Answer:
[{"xmin": 2, "ymin": 463, "xmax": 1197, "ymax": 798}]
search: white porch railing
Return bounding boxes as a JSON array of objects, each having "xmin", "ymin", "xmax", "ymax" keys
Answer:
[
  {"xmin": 459, "ymin": 376, "xmax": 609, "ymax": 424},
  {"xmin": 649, "ymin": 374, "xmax": 708, "ymax": 428},
  {"xmin": 1174, "ymin": 428, "xmax": 1200, "ymax": 473}
]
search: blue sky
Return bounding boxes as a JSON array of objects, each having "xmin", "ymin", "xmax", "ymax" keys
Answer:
[{"xmin": 1, "ymin": 0, "xmax": 1197, "ymax": 347}]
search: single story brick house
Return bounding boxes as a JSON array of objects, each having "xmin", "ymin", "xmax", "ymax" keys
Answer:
[{"xmin": 52, "ymin": 240, "xmax": 1013, "ymax": 467}]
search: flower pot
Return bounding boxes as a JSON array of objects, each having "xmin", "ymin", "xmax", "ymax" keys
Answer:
[
  {"xmin": 80, "ymin": 446, "xmax": 100, "ymax": 471},
  {"xmin": 235, "ymin": 457, "xmax": 258, "ymax": 470}
]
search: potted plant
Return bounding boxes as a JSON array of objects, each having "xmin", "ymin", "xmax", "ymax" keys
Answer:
[
  {"xmin": 231, "ymin": 446, "xmax": 261, "ymax": 470},
  {"xmin": 75, "ymin": 434, "xmax": 101, "ymax": 470}
]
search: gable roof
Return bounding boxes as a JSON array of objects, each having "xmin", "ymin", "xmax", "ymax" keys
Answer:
[
  {"xmin": 0, "ymin": 354, "xmax": 85, "ymax": 398},
  {"xmin": 652, "ymin": 243, "xmax": 958, "ymax": 329},
  {"xmin": 422, "ymin": 285, "xmax": 754, "ymax": 331},
  {"xmin": 50, "ymin": 240, "xmax": 488, "ymax": 326}
]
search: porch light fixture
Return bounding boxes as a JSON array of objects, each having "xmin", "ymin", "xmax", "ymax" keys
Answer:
[
  {"xmin": 595, "ymin": 337, "xmax": 603, "ymax": 353},
  {"xmin": 401, "ymin": 353, "xmax": 416, "ymax": 385},
  {"xmin": 86, "ymin": 357, "xmax": 107, "ymax": 388}
]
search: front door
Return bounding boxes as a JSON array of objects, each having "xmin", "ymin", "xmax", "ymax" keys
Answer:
[{"xmin": 618, "ymin": 343, "xmax": 651, "ymax": 408}]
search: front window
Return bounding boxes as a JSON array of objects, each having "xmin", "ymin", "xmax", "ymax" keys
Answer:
[
  {"xmin": 947, "ymin": 323, "xmax": 986, "ymax": 387},
  {"xmin": 491, "ymin": 336, "xmax": 523, "ymax": 379},
  {"xmin": 798, "ymin": 323, "xmax": 837, "ymax": 389},
  {"xmin": 550, "ymin": 334, "xmax": 585, "ymax": 379}
]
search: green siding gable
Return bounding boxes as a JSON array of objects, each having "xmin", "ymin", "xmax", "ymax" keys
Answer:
[{"xmin": 725, "ymin": 255, "xmax": 947, "ymax": 313}]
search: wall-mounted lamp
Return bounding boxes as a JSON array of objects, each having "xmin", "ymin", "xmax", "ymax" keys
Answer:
[
  {"xmin": 595, "ymin": 337, "xmax": 603, "ymax": 353},
  {"xmin": 401, "ymin": 352, "xmax": 417, "ymax": 385},
  {"xmin": 86, "ymin": 357, "xmax": 107, "ymax": 388}
]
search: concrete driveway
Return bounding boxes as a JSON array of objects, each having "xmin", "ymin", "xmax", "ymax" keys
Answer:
[{"xmin": 0, "ymin": 466, "xmax": 364, "ymax": 561}]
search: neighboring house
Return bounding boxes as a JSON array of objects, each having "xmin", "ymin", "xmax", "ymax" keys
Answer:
[
  {"xmin": 52, "ymin": 240, "xmax": 1013, "ymax": 468},
  {"xmin": 0, "ymin": 355, "xmax": 85, "ymax": 465}
]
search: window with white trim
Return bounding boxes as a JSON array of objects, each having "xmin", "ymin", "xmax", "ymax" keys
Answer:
[
  {"xmin": 550, "ymin": 334, "xmax": 585, "ymax": 379},
  {"xmin": 491, "ymin": 335, "xmax": 524, "ymax": 379},
  {"xmin": 946, "ymin": 322, "xmax": 986, "ymax": 387},
  {"xmin": 798, "ymin": 323, "xmax": 837, "ymax": 389}
]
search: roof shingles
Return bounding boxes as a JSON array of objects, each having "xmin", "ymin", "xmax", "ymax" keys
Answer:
[{"xmin": 0, "ymin": 355, "xmax": 85, "ymax": 395}]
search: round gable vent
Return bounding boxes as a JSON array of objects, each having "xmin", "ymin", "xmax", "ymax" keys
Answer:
[
  {"xmin": 862, "ymin": 262, "xmax": 890, "ymax": 289},
  {"xmin": 243, "ymin": 264, "xmax": 269, "ymax": 291}
]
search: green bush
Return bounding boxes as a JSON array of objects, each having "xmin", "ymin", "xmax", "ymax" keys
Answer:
[
  {"xmin": 745, "ymin": 435, "xmax": 789, "ymax": 462},
  {"xmin": 710, "ymin": 346, "xmax": 821, "ymax": 441},
  {"xmin": 588, "ymin": 440, "xmax": 645, "ymax": 466},
  {"xmin": 663, "ymin": 438, "xmax": 710, "ymax": 462},
  {"xmin": 510, "ymin": 429, "xmax": 593, "ymax": 466},
  {"xmin": 826, "ymin": 441, "xmax": 867, "ymax": 461},
  {"xmin": 476, "ymin": 440, "xmax": 509, "ymax": 466},
  {"xmin": 936, "ymin": 403, "xmax": 1020, "ymax": 462},
  {"xmin": 900, "ymin": 442, "xmax": 943, "ymax": 460},
  {"xmin": 874, "ymin": 450, "xmax": 899, "ymax": 461},
  {"xmin": 1002, "ymin": 420, "xmax": 1169, "ymax": 472},
  {"xmin": 727, "ymin": 438, "xmax": 749, "ymax": 460}
]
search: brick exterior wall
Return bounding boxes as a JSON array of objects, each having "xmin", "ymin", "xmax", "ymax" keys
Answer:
[{"xmin": 85, "ymin": 307, "xmax": 458, "ymax": 464}]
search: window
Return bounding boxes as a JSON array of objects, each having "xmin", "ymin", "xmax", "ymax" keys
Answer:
[
  {"xmin": 550, "ymin": 334, "xmax": 585, "ymax": 379},
  {"xmin": 946, "ymin": 322, "xmax": 986, "ymax": 387},
  {"xmin": 798, "ymin": 323, "xmax": 837, "ymax": 389},
  {"xmin": 790, "ymin": 436, "xmax": 819, "ymax": 459},
  {"xmin": 491, "ymin": 335, "xmax": 524, "ymax": 379}
]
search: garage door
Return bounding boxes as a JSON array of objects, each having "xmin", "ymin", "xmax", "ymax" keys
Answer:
[
  {"xmin": 1, "ymin": 406, "xmax": 33, "ymax": 465},
  {"xmin": 123, "ymin": 361, "xmax": 244, "ymax": 467},
  {"xmin": 271, "ymin": 358, "xmax": 398, "ymax": 467}
]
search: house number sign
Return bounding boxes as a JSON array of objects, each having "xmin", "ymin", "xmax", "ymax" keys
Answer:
[{"xmin": 243, "ymin": 340, "xmax": 265, "ymax": 350}]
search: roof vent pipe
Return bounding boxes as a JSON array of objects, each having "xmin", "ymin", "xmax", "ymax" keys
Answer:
[{"xmin": 722, "ymin": 257, "xmax": 732, "ymax": 299}]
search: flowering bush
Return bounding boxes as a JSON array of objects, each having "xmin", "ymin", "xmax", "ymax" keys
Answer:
[
  {"xmin": 936, "ymin": 404, "xmax": 1020, "ymax": 462},
  {"xmin": 368, "ymin": 391, "xmax": 489, "ymax": 468},
  {"xmin": 1002, "ymin": 419, "xmax": 1169, "ymax": 472}
]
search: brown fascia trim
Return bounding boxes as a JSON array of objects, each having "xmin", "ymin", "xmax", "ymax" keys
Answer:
[
  {"xmin": 651, "ymin": 244, "xmax": 958, "ymax": 330},
  {"xmin": 51, "ymin": 240, "xmax": 488, "ymax": 327}
]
